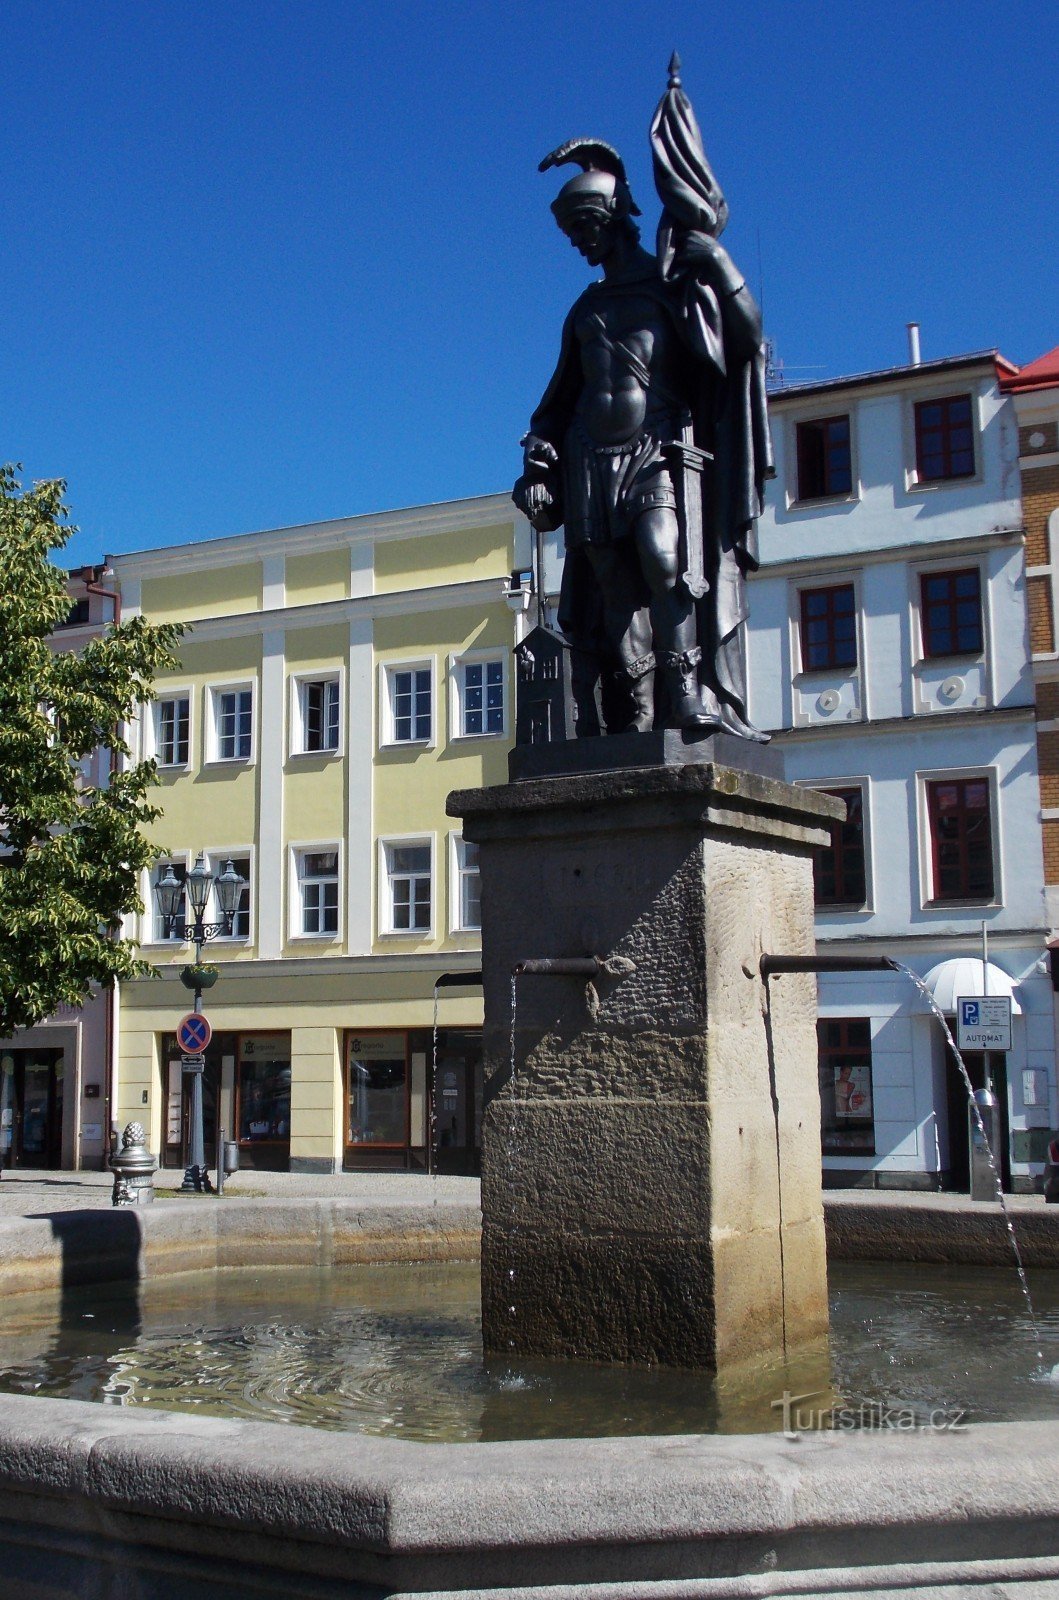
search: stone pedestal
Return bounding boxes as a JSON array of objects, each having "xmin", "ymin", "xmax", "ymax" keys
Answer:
[{"xmin": 448, "ymin": 762, "xmax": 843, "ymax": 1372}]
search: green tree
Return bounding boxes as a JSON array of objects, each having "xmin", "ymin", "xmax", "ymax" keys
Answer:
[{"xmin": 0, "ymin": 466, "xmax": 182, "ymax": 1035}]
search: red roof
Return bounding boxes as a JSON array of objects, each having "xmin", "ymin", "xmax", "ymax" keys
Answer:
[{"xmin": 999, "ymin": 345, "xmax": 1059, "ymax": 393}]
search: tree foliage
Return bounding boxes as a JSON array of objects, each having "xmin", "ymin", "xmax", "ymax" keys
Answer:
[{"xmin": 0, "ymin": 466, "xmax": 182, "ymax": 1035}]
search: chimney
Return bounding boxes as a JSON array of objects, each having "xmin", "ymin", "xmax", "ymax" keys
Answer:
[{"xmin": 906, "ymin": 322, "xmax": 921, "ymax": 366}]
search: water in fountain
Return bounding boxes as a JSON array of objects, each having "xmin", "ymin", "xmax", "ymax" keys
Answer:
[{"xmin": 895, "ymin": 962, "xmax": 1044, "ymax": 1361}]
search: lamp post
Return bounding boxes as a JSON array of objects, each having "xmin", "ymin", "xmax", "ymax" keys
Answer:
[{"xmin": 154, "ymin": 853, "xmax": 245, "ymax": 1193}]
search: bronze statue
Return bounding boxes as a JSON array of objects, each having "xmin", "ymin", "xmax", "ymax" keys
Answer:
[{"xmin": 513, "ymin": 56, "xmax": 773, "ymax": 739}]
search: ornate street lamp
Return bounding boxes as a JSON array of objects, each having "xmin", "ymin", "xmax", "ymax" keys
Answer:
[{"xmin": 153, "ymin": 852, "xmax": 246, "ymax": 1193}]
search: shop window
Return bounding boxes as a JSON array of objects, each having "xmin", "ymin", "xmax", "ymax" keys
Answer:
[
  {"xmin": 455, "ymin": 655, "xmax": 505, "ymax": 737},
  {"xmin": 295, "ymin": 676, "xmax": 341, "ymax": 754},
  {"xmin": 453, "ymin": 837, "xmax": 481, "ymax": 931},
  {"xmin": 383, "ymin": 663, "xmax": 432, "ymax": 744},
  {"xmin": 799, "ymin": 584, "xmax": 857, "ymax": 672},
  {"xmin": 152, "ymin": 858, "xmax": 186, "ymax": 941},
  {"xmin": 914, "ymin": 394, "xmax": 975, "ymax": 482},
  {"xmin": 346, "ymin": 1032, "xmax": 408, "ymax": 1147},
  {"xmin": 813, "ymin": 787, "xmax": 866, "ymax": 908},
  {"xmin": 796, "ymin": 414, "xmax": 852, "ymax": 500},
  {"xmin": 295, "ymin": 849, "xmax": 340, "ymax": 936},
  {"xmin": 237, "ymin": 1035, "xmax": 291, "ymax": 1147},
  {"xmin": 926, "ymin": 777, "xmax": 995, "ymax": 902},
  {"xmin": 210, "ymin": 686, "xmax": 253, "ymax": 762},
  {"xmin": 383, "ymin": 839, "xmax": 432, "ymax": 933},
  {"xmin": 919, "ymin": 568, "xmax": 982, "ymax": 658},
  {"xmin": 154, "ymin": 695, "xmax": 190, "ymax": 767},
  {"xmin": 818, "ymin": 1018, "xmax": 875, "ymax": 1155}
]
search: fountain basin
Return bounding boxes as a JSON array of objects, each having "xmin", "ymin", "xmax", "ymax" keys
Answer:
[{"xmin": 2, "ymin": 1193, "xmax": 1059, "ymax": 1598}]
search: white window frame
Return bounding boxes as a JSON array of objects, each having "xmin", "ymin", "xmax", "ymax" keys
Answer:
[
  {"xmin": 289, "ymin": 669, "xmax": 344, "ymax": 758},
  {"xmin": 206, "ymin": 680, "xmax": 255, "ymax": 765},
  {"xmin": 783, "ymin": 405, "xmax": 860, "ymax": 511},
  {"xmin": 788, "ymin": 571, "xmax": 864, "ymax": 685},
  {"xmin": 903, "ymin": 384, "xmax": 985, "ymax": 495},
  {"xmin": 151, "ymin": 690, "xmax": 192, "ymax": 769},
  {"xmin": 449, "ymin": 832, "xmax": 482, "ymax": 933},
  {"xmin": 145, "ymin": 852, "xmax": 191, "ymax": 946},
  {"xmin": 798, "ymin": 777, "xmax": 874, "ymax": 916},
  {"xmin": 289, "ymin": 842, "xmax": 343, "ymax": 942},
  {"xmin": 204, "ymin": 848, "xmax": 254, "ymax": 943},
  {"xmin": 379, "ymin": 658, "xmax": 435, "ymax": 748},
  {"xmin": 449, "ymin": 648, "xmax": 507, "ymax": 740},
  {"xmin": 909, "ymin": 557, "xmax": 988, "ymax": 667},
  {"xmin": 378, "ymin": 833, "xmax": 434, "ymax": 938},
  {"xmin": 915, "ymin": 765, "xmax": 1002, "ymax": 911}
]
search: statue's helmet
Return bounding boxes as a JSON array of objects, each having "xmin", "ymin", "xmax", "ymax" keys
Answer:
[{"xmin": 539, "ymin": 139, "xmax": 641, "ymax": 228}]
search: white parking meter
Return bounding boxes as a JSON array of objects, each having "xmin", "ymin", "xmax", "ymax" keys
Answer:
[{"xmin": 969, "ymin": 1086, "xmax": 1000, "ymax": 1202}]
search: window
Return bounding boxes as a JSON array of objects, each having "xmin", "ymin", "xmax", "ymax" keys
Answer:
[
  {"xmin": 61, "ymin": 598, "xmax": 90, "ymax": 628},
  {"xmin": 456, "ymin": 656, "xmax": 505, "ymax": 737},
  {"xmin": 926, "ymin": 777, "xmax": 994, "ymax": 901},
  {"xmin": 914, "ymin": 394, "xmax": 975, "ymax": 482},
  {"xmin": 155, "ymin": 696, "xmax": 190, "ymax": 767},
  {"xmin": 813, "ymin": 788, "xmax": 866, "ymax": 908},
  {"xmin": 919, "ymin": 569, "xmax": 982, "ymax": 658},
  {"xmin": 799, "ymin": 584, "xmax": 857, "ymax": 672},
  {"xmin": 237, "ymin": 1035, "xmax": 291, "ymax": 1146},
  {"xmin": 818, "ymin": 1019, "xmax": 875, "ymax": 1155},
  {"xmin": 796, "ymin": 415, "xmax": 852, "ymax": 500},
  {"xmin": 346, "ymin": 1033, "xmax": 408, "ymax": 1147},
  {"xmin": 152, "ymin": 859, "xmax": 186, "ymax": 941},
  {"xmin": 384, "ymin": 664, "xmax": 432, "ymax": 744},
  {"xmin": 296, "ymin": 849, "xmax": 339, "ymax": 936},
  {"xmin": 212, "ymin": 687, "xmax": 253, "ymax": 761},
  {"xmin": 384, "ymin": 840, "xmax": 432, "ymax": 933},
  {"xmin": 210, "ymin": 853, "xmax": 251, "ymax": 940},
  {"xmin": 297, "ymin": 677, "xmax": 341, "ymax": 753},
  {"xmin": 454, "ymin": 837, "xmax": 481, "ymax": 931}
]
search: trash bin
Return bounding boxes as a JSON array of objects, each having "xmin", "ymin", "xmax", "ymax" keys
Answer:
[{"xmin": 223, "ymin": 1140, "xmax": 240, "ymax": 1176}]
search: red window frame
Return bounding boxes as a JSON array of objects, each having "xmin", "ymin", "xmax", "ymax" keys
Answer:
[
  {"xmin": 919, "ymin": 568, "xmax": 982, "ymax": 659},
  {"xmin": 813, "ymin": 787, "xmax": 866, "ymax": 907},
  {"xmin": 796, "ymin": 414, "xmax": 852, "ymax": 500},
  {"xmin": 799, "ymin": 583, "xmax": 857, "ymax": 672},
  {"xmin": 914, "ymin": 395, "xmax": 975, "ymax": 482},
  {"xmin": 926, "ymin": 777, "xmax": 994, "ymax": 902}
]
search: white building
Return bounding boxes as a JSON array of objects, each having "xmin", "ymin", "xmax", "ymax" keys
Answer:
[{"xmin": 749, "ymin": 349, "xmax": 1055, "ymax": 1191}]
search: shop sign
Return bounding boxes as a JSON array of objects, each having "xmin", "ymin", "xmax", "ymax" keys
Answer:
[
  {"xmin": 348, "ymin": 1033, "xmax": 405, "ymax": 1060},
  {"xmin": 241, "ymin": 1034, "xmax": 291, "ymax": 1061},
  {"xmin": 956, "ymin": 996, "xmax": 1011, "ymax": 1052}
]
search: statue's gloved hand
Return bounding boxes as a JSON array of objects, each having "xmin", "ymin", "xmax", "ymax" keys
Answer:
[
  {"xmin": 677, "ymin": 231, "xmax": 744, "ymax": 297},
  {"xmin": 520, "ymin": 433, "xmax": 559, "ymax": 475}
]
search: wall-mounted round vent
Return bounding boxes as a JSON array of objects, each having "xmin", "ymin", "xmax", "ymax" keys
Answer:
[
  {"xmin": 939, "ymin": 676, "xmax": 964, "ymax": 703},
  {"xmin": 817, "ymin": 689, "xmax": 840, "ymax": 714}
]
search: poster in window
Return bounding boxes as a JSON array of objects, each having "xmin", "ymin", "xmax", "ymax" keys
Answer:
[{"xmin": 833, "ymin": 1061, "xmax": 872, "ymax": 1121}]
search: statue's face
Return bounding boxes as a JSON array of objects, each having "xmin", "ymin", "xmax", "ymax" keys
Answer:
[{"xmin": 560, "ymin": 209, "xmax": 615, "ymax": 268}]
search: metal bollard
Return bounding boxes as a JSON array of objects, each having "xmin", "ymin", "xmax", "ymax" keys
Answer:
[{"xmin": 109, "ymin": 1122, "xmax": 158, "ymax": 1206}]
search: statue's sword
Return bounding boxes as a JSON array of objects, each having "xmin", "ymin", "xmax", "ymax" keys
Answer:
[{"xmin": 662, "ymin": 440, "xmax": 713, "ymax": 601}]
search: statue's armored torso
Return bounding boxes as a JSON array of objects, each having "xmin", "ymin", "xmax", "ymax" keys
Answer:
[{"xmin": 572, "ymin": 280, "xmax": 686, "ymax": 446}]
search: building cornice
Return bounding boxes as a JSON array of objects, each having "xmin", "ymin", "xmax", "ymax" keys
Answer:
[
  {"xmin": 770, "ymin": 703, "xmax": 1036, "ymax": 744},
  {"xmin": 754, "ymin": 525, "xmax": 1024, "ymax": 580},
  {"xmin": 122, "ymin": 947, "xmax": 483, "ymax": 998},
  {"xmin": 171, "ymin": 576, "xmax": 516, "ymax": 643},
  {"xmin": 107, "ymin": 492, "xmax": 522, "ymax": 578},
  {"xmin": 766, "ymin": 352, "xmax": 1010, "ymax": 409}
]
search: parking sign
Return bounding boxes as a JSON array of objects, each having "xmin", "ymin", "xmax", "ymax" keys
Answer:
[{"xmin": 956, "ymin": 995, "xmax": 1011, "ymax": 1052}]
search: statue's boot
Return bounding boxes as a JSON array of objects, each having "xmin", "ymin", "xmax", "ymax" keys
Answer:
[
  {"xmin": 660, "ymin": 647, "xmax": 723, "ymax": 732},
  {"xmin": 614, "ymin": 651, "xmax": 656, "ymax": 733}
]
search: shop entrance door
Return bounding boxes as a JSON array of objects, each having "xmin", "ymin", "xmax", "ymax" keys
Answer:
[
  {"xmin": 161, "ymin": 1036, "xmax": 224, "ymax": 1171},
  {"xmin": 944, "ymin": 1047, "xmax": 1010, "ymax": 1192},
  {"xmin": 433, "ymin": 1031, "xmax": 483, "ymax": 1177},
  {"xmin": 0, "ymin": 1049, "xmax": 64, "ymax": 1169}
]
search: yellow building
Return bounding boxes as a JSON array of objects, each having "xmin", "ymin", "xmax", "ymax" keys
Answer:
[{"xmin": 110, "ymin": 494, "xmax": 532, "ymax": 1174}]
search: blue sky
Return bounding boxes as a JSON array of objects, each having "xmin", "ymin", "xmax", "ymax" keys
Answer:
[{"xmin": 4, "ymin": 0, "xmax": 1057, "ymax": 569}]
